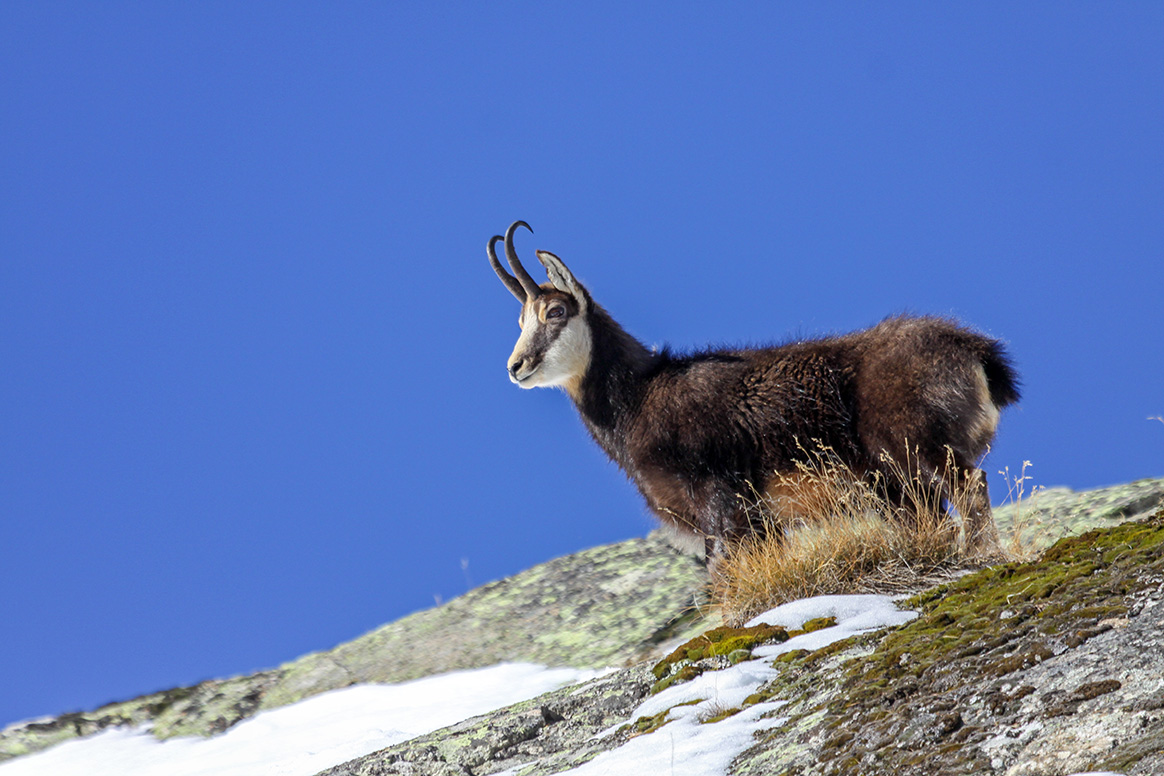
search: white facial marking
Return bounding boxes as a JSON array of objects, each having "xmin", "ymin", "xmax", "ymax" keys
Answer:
[
  {"xmin": 509, "ymin": 307, "xmax": 592, "ymax": 390},
  {"xmin": 538, "ymin": 315, "xmax": 592, "ymax": 387}
]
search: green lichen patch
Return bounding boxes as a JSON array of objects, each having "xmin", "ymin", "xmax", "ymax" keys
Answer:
[
  {"xmin": 629, "ymin": 709, "xmax": 672, "ymax": 736},
  {"xmin": 650, "ymin": 664, "xmax": 707, "ymax": 695},
  {"xmin": 726, "ymin": 648, "xmax": 753, "ymax": 665},
  {"xmin": 733, "ymin": 512, "xmax": 1164, "ymax": 776},
  {"xmin": 798, "ymin": 632, "xmax": 878, "ymax": 667},
  {"xmin": 649, "ymin": 622, "xmax": 791, "ymax": 694},
  {"xmin": 699, "ymin": 706, "xmax": 743, "ymax": 724},
  {"xmin": 772, "ymin": 649, "xmax": 809, "ymax": 664},
  {"xmin": 626, "ymin": 699, "xmax": 703, "ymax": 737},
  {"xmin": 653, "ymin": 623, "xmax": 790, "ymax": 679},
  {"xmin": 796, "ymin": 616, "xmax": 838, "ymax": 634}
]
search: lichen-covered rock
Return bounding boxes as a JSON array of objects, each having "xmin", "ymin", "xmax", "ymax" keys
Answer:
[
  {"xmin": 993, "ymin": 477, "xmax": 1164, "ymax": 550},
  {"xmin": 649, "ymin": 622, "xmax": 795, "ymax": 695},
  {"xmin": 0, "ymin": 671, "xmax": 282, "ymax": 761},
  {"xmin": 318, "ymin": 485, "xmax": 1164, "ymax": 776},
  {"xmin": 262, "ymin": 531, "xmax": 712, "ymax": 710},
  {"xmin": 317, "ymin": 664, "xmax": 656, "ymax": 776},
  {"xmin": 0, "ymin": 531, "xmax": 711, "ymax": 761}
]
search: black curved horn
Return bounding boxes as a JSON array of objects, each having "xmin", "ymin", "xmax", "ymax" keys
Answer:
[
  {"xmin": 488, "ymin": 234, "xmax": 526, "ymax": 302},
  {"xmin": 504, "ymin": 220, "xmax": 542, "ymax": 300}
]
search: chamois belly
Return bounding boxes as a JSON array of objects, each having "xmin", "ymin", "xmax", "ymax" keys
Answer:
[{"xmin": 756, "ymin": 462, "xmax": 871, "ymax": 528}]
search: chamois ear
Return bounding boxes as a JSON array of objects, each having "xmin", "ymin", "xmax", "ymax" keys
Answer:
[{"xmin": 536, "ymin": 250, "xmax": 585, "ymax": 302}]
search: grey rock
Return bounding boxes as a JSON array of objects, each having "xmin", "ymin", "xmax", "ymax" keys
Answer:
[
  {"xmin": 993, "ymin": 476, "xmax": 1164, "ymax": 550},
  {"xmin": 318, "ymin": 665, "xmax": 655, "ymax": 776}
]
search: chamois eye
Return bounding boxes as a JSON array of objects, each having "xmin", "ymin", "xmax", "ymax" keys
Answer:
[{"xmin": 546, "ymin": 306, "xmax": 566, "ymax": 320}]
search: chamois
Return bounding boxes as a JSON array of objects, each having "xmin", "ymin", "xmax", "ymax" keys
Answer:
[{"xmin": 488, "ymin": 221, "xmax": 1020, "ymax": 561}]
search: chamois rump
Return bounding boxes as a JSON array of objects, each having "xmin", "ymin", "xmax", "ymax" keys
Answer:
[{"xmin": 488, "ymin": 221, "xmax": 1020, "ymax": 561}]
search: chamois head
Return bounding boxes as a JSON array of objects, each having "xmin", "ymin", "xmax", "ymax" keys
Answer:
[{"xmin": 489, "ymin": 221, "xmax": 593, "ymax": 392}]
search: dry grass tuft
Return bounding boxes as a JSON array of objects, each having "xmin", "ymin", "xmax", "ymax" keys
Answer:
[{"xmin": 712, "ymin": 447, "xmax": 1018, "ymax": 626}]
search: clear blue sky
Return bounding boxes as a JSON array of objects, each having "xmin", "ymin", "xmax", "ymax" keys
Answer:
[{"xmin": 2, "ymin": 3, "xmax": 1161, "ymax": 728}]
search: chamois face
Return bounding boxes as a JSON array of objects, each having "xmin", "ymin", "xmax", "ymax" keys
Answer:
[
  {"xmin": 489, "ymin": 224, "xmax": 593, "ymax": 392},
  {"xmin": 508, "ymin": 288, "xmax": 591, "ymax": 390}
]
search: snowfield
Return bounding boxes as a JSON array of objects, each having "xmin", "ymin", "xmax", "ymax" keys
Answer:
[
  {"xmin": 0, "ymin": 664, "xmax": 599, "ymax": 776},
  {"xmin": 3, "ymin": 595, "xmax": 932, "ymax": 776}
]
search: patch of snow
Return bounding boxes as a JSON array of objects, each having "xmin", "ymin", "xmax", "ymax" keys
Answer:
[
  {"xmin": 0, "ymin": 663, "xmax": 599, "ymax": 776},
  {"xmin": 745, "ymin": 593, "xmax": 917, "ymax": 632},
  {"xmin": 749, "ymin": 593, "xmax": 917, "ymax": 659},
  {"xmin": 557, "ymin": 594, "xmax": 916, "ymax": 776},
  {"xmin": 565, "ymin": 700, "xmax": 789, "ymax": 776}
]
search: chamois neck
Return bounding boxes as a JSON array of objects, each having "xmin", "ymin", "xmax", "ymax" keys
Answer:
[{"xmin": 568, "ymin": 303, "xmax": 655, "ymax": 456}]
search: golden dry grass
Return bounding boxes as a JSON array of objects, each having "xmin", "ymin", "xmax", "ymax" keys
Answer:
[{"xmin": 711, "ymin": 448, "xmax": 1022, "ymax": 627}]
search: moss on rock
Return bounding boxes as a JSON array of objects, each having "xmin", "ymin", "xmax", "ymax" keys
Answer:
[
  {"xmin": 734, "ymin": 508, "xmax": 1164, "ymax": 776},
  {"xmin": 649, "ymin": 622, "xmax": 790, "ymax": 694}
]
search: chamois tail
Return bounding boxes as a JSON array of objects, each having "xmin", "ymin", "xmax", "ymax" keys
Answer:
[{"xmin": 982, "ymin": 340, "xmax": 1021, "ymax": 409}]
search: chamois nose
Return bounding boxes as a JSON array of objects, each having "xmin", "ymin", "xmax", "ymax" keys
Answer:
[{"xmin": 508, "ymin": 358, "xmax": 525, "ymax": 378}]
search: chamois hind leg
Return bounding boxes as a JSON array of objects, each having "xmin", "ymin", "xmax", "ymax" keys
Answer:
[
  {"xmin": 908, "ymin": 449, "xmax": 1002, "ymax": 558},
  {"xmin": 871, "ymin": 446, "xmax": 953, "ymax": 533},
  {"xmin": 951, "ymin": 466, "xmax": 1003, "ymax": 558},
  {"xmin": 913, "ymin": 456, "xmax": 1003, "ymax": 559}
]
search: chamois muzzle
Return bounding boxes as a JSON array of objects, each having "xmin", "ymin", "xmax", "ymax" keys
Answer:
[
  {"xmin": 508, "ymin": 353, "xmax": 540, "ymax": 383},
  {"xmin": 488, "ymin": 220, "xmax": 541, "ymax": 302}
]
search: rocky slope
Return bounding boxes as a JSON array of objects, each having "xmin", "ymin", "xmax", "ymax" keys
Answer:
[
  {"xmin": 3, "ymin": 478, "xmax": 1163, "ymax": 775},
  {"xmin": 730, "ymin": 507, "xmax": 1164, "ymax": 776},
  {"xmin": 0, "ymin": 530, "xmax": 714, "ymax": 761}
]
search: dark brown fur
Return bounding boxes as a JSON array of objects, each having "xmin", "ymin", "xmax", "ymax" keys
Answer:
[{"xmin": 565, "ymin": 299, "xmax": 1019, "ymax": 558}]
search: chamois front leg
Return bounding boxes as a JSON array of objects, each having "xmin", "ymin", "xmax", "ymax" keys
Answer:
[{"xmin": 698, "ymin": 485, "xmax": 755, "ymax": 567}]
